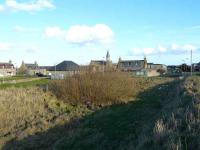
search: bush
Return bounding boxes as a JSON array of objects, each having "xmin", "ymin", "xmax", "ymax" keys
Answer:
[{"xmin": 50, "ymin": 72, "xmax": 135, "ymax": 106}]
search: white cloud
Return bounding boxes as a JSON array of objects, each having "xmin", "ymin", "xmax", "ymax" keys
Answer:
[
  {"xmin": 44, "ymin": 26, "xmax": 65, "ymax": 39},
  {"xmin": 132, "ymin": 48, "xmax": 155, "ymax": 55},
  {"xmin": 13, "ymin": 26, "xmax": 26, "ymax": 32},
  {"xmin": 171, "ymin": 43, "xmax": 180, "ymax": 51},
  {"xmin": 25, "ymin": 46, "xmax": 38, "ymax": 53},
  {"xmin": 0, "ymin": 0, "xmax": 55, "ymax": 12},
  {"xmin": 171, "ymin": 43, "xmax": 196, "ymax": 54},
  {"xmin": 131, "ymin": 44, "xmax": 198, "ymax": 56},
  {"xmin": 0, "ymin": 42, "xmax": 12, "ymax": 51},
  {"xmin": 0, "ymin": 5, "xmax": 4, "ymax": 11},
  {"xmin": 66, "ymin": 24, "xmax": 114, "ymax": 45},
  {"xmin": 158, "ymin": 44, "xmax": 167, "ymax": 52},
  {"xmin": 143, "ymin": 48, "xmax": 155, "ymax": 55},
  {"xmin": 44, "ymin": 24, "xmax": 114, "ymax": 46},
  {"xmin": 13, "ymin": 25, "xmax": 39, "ymax": 32},
  {"xmin": 132, "ymin": 48, "xmax": 141, "ymax": 55}
]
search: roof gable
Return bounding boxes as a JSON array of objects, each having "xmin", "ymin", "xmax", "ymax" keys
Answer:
[{"xmin": 54, "ymin": 61, "xmax": 79, "ymax": 71}]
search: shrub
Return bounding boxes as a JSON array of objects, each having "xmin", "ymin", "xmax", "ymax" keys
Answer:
[{"xmin": 50, "ymin": 72, "xmax": 135, "ymax": 106}]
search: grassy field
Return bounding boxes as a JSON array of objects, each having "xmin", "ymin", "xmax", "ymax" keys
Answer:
[
  {"xmin": 0, "ymin": 76, "xmax": 33, "ymax": 82},
  {"xmin": 1, "ymin": 74, "xmax": 199, "ymax": 149},
  {"xmin": 0, "ymin": 78, "xmax": 50, "ymax": 89}
]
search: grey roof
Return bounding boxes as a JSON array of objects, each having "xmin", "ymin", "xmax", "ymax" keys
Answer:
[
  {"xmin": 0, "ymin": 62, "xmax": 13, "ymax": 65},
  {"xmin": 24, "ymin": 63, "xmax": 38, "ymax": 70},
  {"xmin": 39, "ymin": 66, "xmax": 52, "ymax": 70},
  {"xmin": 90, "ymin": 60, "xmax": 107, "ymax": 65},
  {"xmin": 119, "ymin": 60, "xmax": 144, "ymax": 63},
  {"xmin": 0, "ymin": 62, "xmax": 14, "ymax": 67},
  {"xmin": 49, "ymin": 61, "xmax": 79, "ymax": 71},
  {"xmin": 117, "ymin": 59, "xmax": 146, "ymax": 71}
]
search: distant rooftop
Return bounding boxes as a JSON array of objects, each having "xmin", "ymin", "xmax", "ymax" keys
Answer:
[{"xmin": 49, "ymin": 61, "xmax": 79, "ymax": 71}]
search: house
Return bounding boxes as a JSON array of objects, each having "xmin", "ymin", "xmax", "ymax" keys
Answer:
[
  {"xmin": 19, "ymin": 61, "xmax": 47, "ymax": 76},
  {"xmin": 135, "ymin": 69, "xmax": 161, "ymax": 77},
  {"xmin": 90, "ymin": 60, "xmax": 107, "ymax": 72},
  {"xmin": 0, "ymin": 61, "xmax": 16, "ymax": 77},
  {"xmin": 48, "ymin": 61, "xmax": 80, "ymax": 77},
  {"xmin": 147, "ymin": 63, "xmax": 167, "ymax": 70},
  {"xmin": 167, "ymin": 65, "xmax": 182, "ymax": 76},
  {"xmin": 117, "ymin": 57, "xmax": 167, "ymax": 76},
  {"xmin": 117, "ymin": 57, "xmax": 148, "ymax": 72},
  {"xmin": 179, "ymin": 64, "xmax": 191, "ymax": 72},
  {"xmin": 147, "ymin": 63, "xmax": 167, "ymax": 75},
  {"xmin": 90, "ymin": 51, "xmax": 114, "ymax": 72},
  {"xmin": 193, "ymin": 62, "xmax": 200, "ymax": 72},
  {"xmin": 51, "ymin": 61, "xmax": 79, "ymax": 71}
]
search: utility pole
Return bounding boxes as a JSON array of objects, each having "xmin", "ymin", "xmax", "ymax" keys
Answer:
[{"xmin": 191, "ymin": 49, "xmax": 193, "ymax": 76}]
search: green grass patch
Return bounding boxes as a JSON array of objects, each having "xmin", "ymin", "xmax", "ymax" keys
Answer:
[
  {"xmin": 0, "ymin": 78, "xmax": 50, "ymax": 89},
  {"xmin": 0, "ymin": 75, "xmax": 34, "ymax": 82}
]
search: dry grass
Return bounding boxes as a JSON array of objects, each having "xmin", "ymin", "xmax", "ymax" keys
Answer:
[
  {"xmin": 50, "ymin": 72, "xmax": 172, "ymax": 106},
  {"xmin": 50, "ymin": 72, "xmax": 134, "ymax": 106},
  {"xmin": 0, "ymin": 87, "xmax": 90, "ymax": 149},
  {"xmin": 0, "ymin": 74, "xmax": 174, "ymax": 149},
  {"xmin": 151, "ymin": 76, "xmax": 200, "ymax": 150}
]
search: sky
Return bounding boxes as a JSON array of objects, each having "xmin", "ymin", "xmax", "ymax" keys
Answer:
[{"xmin": 0, "ymin": 0, "xmax": 200, "ymax": 67}]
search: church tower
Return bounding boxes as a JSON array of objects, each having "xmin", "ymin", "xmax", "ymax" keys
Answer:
[
  {"xmin": 106, "ymin": 50, "xmax": 112, "ymax": 69},
  {"xmin": 106, "ymin": 50, "xmax": 111, "ymax": 62},
  {"xmin": 144, "ymin": 55, "xmax": 148, "ymax": 69}
]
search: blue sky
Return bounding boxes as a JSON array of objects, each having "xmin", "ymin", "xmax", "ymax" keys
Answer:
[{"xmin": 0, "ymin": 0, "xmax": 200, "ymax": 66}]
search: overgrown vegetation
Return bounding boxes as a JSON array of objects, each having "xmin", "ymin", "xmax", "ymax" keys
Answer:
[
  {"xmin": 3, "ymin": 73, "xmax": 200, "ymax": 150},
  {"xmin": 50, "ymin": 72, "xmax": 134, "ymax": 106},
  {"xmin": 0, "ymin": 87, "xmax": 90, "ymax": 149},
  {"xmin": 50, "ymin": 72, "xmax": 172, "ymax": 106},
  {"xmin": 0, "ymin": 74, "xmax": 174, "ymax": 150},
  {"xmin": 150, "ymin": 76, "xmax": 200, "ymax": 150}
]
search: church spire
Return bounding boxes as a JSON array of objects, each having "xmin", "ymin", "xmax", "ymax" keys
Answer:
[
  {"xmin": 106, "ymin": 50, "xmax": 110, "ymax": 62},
  {"xmin": 144, "ymin": 55, "xmax": 147, "ymax": 69}
]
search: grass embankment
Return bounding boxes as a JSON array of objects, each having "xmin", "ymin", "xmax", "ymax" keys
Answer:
[
  {"xmin": 1, "ymin": 73, "xmax": 175, "ymax": 150},
  {"xmin": 151, "ymin": 76, "xmax": 200, "ymax": 149}
]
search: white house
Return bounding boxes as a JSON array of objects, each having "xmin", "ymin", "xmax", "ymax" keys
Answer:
[{"xmin": 0, "ymin": 61, "xmax": 16, "ymax": 77}]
